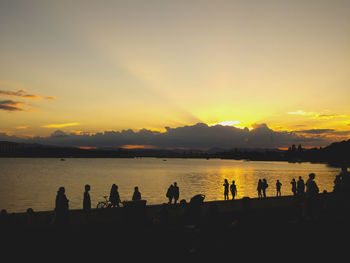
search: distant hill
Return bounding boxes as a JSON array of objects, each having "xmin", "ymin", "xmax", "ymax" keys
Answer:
[{"xmin": 0, "ymin": 139, "xmax": 349, "ymax": 166}]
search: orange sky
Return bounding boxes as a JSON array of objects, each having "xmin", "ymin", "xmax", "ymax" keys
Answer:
[{"xmin": 1, "ymin": 1, "xmax": 350, "ymax": 145}]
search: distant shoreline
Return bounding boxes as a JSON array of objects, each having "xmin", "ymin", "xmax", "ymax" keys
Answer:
[{"xmin": 0, "ymin": 155, "xmax": 343, "ymax": 168}]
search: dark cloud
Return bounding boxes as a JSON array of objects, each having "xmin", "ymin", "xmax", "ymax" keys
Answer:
[
  {"xmin": 0, "ymin": 89, "xmax": 26, "ymax": 97},
  {"xmin": 0, "ymin": 89, "xmax": 56, "ymax": 100},
  {"xmin": 296, "ymin": 129, "xmax": 335, "ymax": 134},
  {"xmin": 17, "ymin": 123, "xmax": 332, "ymax": 149},
  {"xmin": 50, "ymin": 130, "xmax": 69, "ymax": 138},
  {"xmin": 0, "ymin": 132, "xmax": 21, "ymax": 141},
  {"xmin": 0, "ymin": 89, "xmax": 56, "ymax": 112},
  {"xmin": 0, "ymin": 100, "xmax": 24, "ymax": 111},
  {"xmin": 296, "ymin": 129, "xmax": 350, "ymax": 136}
]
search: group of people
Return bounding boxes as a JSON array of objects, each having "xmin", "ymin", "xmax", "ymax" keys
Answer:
[
  {"xmin": 107, "ymin": 184, "xmax": 142, "ymax": 208},
  {"xmin": 223, "ymin": 179, "xmax": 237, "ymax": 200},
  {"xmin": 166, "ymin": 182, "xmax": 180, "ymax": 204},
  {"xmin": 54, "ymin": 167, "xmax": 350, "ymax": 226},
  {"xmin": 257, "ymin": 179, "xmax": 269, "ymax": 198},
  {"xmin": 54, "ymin": 184, "xmax": 143, "ymax": 226},
  {"xmin": 222, "ymin": 173, "xmax": 318, "ymax": 200}
]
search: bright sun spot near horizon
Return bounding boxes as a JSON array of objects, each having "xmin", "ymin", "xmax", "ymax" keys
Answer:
[{"xmin": 210, "ymin": 121, "xmax": 241, "ymax": 127}]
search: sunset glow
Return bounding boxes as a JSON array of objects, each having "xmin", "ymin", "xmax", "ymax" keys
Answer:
[{"xmin": 1, "ymin": 0, "xmax": 350, "ymax": 148}]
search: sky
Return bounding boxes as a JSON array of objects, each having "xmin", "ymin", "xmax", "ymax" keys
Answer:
[{"xmin": 1, "ymin": 0, "xmax": 350, "ymax": 149}]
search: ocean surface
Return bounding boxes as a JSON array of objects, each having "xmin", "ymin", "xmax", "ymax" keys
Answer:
[{"xmin": 0, "ymin": 158, "xmax": 341, "ymax": 213}]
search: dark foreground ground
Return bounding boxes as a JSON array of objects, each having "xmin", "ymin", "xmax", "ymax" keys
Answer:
[{"xmin": 2, "ymin": 194, "xmax": 350, "ymax": 261}]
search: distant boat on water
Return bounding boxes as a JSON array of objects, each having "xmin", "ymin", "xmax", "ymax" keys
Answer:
[{"xmin": 60, "ymin": 158, "xmax": 65, "ymax": 161}]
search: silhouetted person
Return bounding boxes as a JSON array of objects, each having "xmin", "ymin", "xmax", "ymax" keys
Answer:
[
  {"xmin": 223, "ymin": 179, "xmax": 229, "ymax": 200},
  {"xmin": 276, "ymin": 180, "xmax": 282, "ymax": 197},
  {"xmin": 305, "ymin": 173, "xmax": 319, "ymax": 219},
  {"xmin": 291, "ymin": 178, "xmax": 297, "ymax": 195},
  {"xmin": 257, "ymin": 179, "xmax": 263, "ymax": 198},
  {"xmin": 297, "ymin": 176, "xmax": 305, "ymax": 195},
  {"xmin": 26, "ymin": 208, "xmax": 35, "ymax": 228},
  {"xmin": 109, "ymin": 184, "xmax": 121, "ymax": 208},
  {"xmin": 230, "ymin": 180, "xmax": 237, "ymax": 200},
  {"xmin": 166, "ymin": 184, "xmax": 174, "ymax": 204},
  {"xmin": 339, "ymin": 167, "xmax": 350, "ymax": 197},
  {"xmin": 306, "ymin": 173, "xmax": 319, "ymax": 196},
  {"xmin": 83, "ymin": 184, "xmax": 91, "ymax": 217},
  {"xmin": 54, "ymin": 186, "xmax": 69, "ymax": 227},
  {"xmin": 262, "ymin": 179, "xmax": 268, "ymax": 198},
  {"xmin": 333, "ymin": 174, "xmax": 342, "ymax": 194},
  {"xmin": 132, "ymin": 186, "xmax": 141, "ymax": 201},
  {"xmin": 173, "ymin": 182, "xmax": 180, "ymax": 204}
]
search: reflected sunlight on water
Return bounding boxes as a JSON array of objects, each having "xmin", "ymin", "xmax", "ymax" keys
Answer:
[{"xmin": 0, "ymin": 158, "xmax": 340, "ymax": 212}]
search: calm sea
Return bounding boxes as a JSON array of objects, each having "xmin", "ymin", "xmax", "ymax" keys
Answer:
[{"xmin": 0, "ymin": 158, "xmax": 340, "ymax": 213}]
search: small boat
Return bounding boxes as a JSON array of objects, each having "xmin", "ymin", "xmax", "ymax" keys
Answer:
[{"xmin": 60, "ymin": 158, "xmax": 65, "ymax": 161}]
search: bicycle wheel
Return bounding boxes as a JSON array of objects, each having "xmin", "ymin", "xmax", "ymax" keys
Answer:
[{"xmin": 96, "ymin": 202, "xmax": 107, "ymax": 209}]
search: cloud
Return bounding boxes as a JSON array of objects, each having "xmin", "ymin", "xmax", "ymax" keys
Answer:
[
  {"xmin": 44, "ymin": 96, "xmax": 56, "ymax": 100},
  {"xmin": 296, "ymin": 129, "xmax": 335, "ymax": 135},
  {"xmin": 288, "ymin": 110, "xmax": 315, "ymax": 116},
  {"xmin": 17, "ymin": 122, "xmax": 336, "ymax": 149},
  {"xmin": 15, "ymin": 126, "xmax": 28, "ymax": 130},
  {"xmin": 41, "ymin": 122, "xmax": 80, "ymax": 128},
  {"xmin": 50, "ymin": 130, "xmax": 69, "ymax": 137},
  {"xmin": 0, "ymin": 89, "xmax": 56, "ymax": 101},
  {"xmin": 209, "ymin": 121, "xmax": 240, "ymax": 126},
  {"xmin": 0, "ymin": 89, "xmax": 26, "ymax": 97},
  {"xmin": 296, "ymin": 129, "xmax": 350, "ymax": 137},
  {"xmin": 0, "ymin": 100, "xmax": 24, "ymax": 111},
  {"xmin": 21, "ymin": 94, "xmax": 42, "ymax": 100},
  {"xmin": 288, "ymin": 110, "xmax": 350, "ymax": 120},
  {"xmin": 0, "ymin": 89, "xmax": 56, "ymax": 112}
]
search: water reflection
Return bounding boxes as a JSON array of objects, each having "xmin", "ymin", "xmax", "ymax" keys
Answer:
[{"xmin": 0, "ymin": 158, "xmax": 339, "ymax": 212}]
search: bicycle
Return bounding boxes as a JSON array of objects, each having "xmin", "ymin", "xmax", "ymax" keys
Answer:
[{"xmin": 96, "ymin": 196, "xmax": 112, "ymax": 209}]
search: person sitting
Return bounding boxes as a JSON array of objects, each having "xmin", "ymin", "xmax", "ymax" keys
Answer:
[{"xmin": 132, "ymin": 186, "xmax": 142, "ymax": 201}]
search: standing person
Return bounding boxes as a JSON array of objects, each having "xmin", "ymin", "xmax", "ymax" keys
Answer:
[
  {"xmin": 333, "ymin": 174, "xmax": 342, "ymax": 194},
  {"xmin": 166, "ymin": 184, "xmax": 174, "ymax": 204},
  {"xmin": 132, "ymin": 186, "xmax": 142, "ymax": 201},
  {"xmin": 54, "ymin": 186, "xmax": 69, "ymax": 226},
  {"xmin": 262, "ymin": 179, "xmax": 268, "ymax": 198},
  {"xmin": 257, "ymin": 179, "xmax": 263, "ymax": 198},
  {"xmin": 83, "ymin": 184, "xmax": 91, "ymax": 218},
  {"xmin": 297, "ymin": 176, "xmax": 305, "ymax": 195},
  {"xmin": 306, "ymin": 173, "xmax": 319, "ymax": 196},
  {"xmin": 223, "ymin": 179, "xmax": 229, "ymax": 200},
  {"xmin": 305, "ymin": 173, "xmax": 319, "ymax": 219},
  {"xmin": 291, "ymin": 178, "xmax": 297, "ymax": 195},
  {"xmin": 339, "ymin": 167, "xmax": 350, "ymax": 196},
  {"xmin": 109, "ymin": 184, "xmax": 121, "ymax": 208},
  {"xmin": 276, "ymin": 180, "xmax": 282, "ymax": 197},
  {"xmin": 230, "ymin": 180, "xmax": 237, "ymax": 200},
  {"xmin": 173, "ymin": 182, "xmax": 180, "ymax": 204}
]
